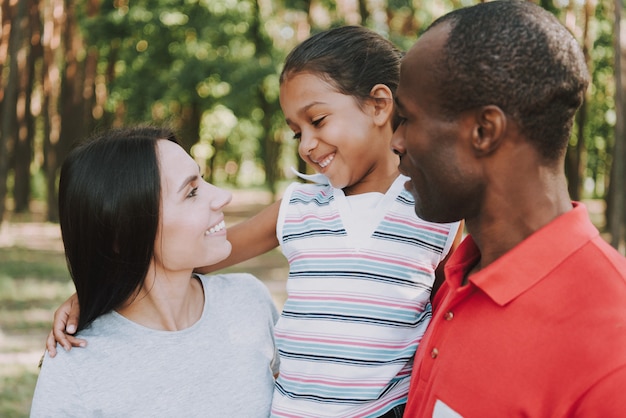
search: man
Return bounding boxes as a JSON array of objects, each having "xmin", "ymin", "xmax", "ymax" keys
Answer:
[{"xmin": 391, "ymin": 1, "xmax": 626, "ymax": 417}]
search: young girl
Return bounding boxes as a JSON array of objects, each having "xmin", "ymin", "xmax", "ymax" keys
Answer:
[{"xmin": 48, "ymin": 26, "xmax": 462, "ymax": 417}]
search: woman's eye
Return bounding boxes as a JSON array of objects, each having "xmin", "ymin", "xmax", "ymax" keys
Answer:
[
  {"xmin": 187, "ymin": 187, "xmax": 198, "ymax": 198},
  {"xmin": 292, "ymin": 132, "xmax": 301, "ymax": 141}
]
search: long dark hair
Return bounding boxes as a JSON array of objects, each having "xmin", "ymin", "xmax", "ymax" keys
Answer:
[{"xmin": 58, "ymin": 126, "xmax": 178, "ymax": 332}]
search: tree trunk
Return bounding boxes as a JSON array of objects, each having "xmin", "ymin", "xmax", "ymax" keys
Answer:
[
  {"xmin": 253, "ymin": 0, "xmax": 281, "ymax": 196},
  {"xmin": 609, "ymin": 0, "xmax": 626, "ymax": 253},
  {"xmin": 0, "ymin": 0, "xmax": 12, "ymax": 98},
  {"xmin": 565, "ymin": 1, "xmax": 592, "ymax": 200},
  {"xmin": 59, "ymin": 0, "xmax": 87, "ymax": 164},
  {"xmin": 0, "ymin": 0, "xmax": 28, "ymax": 225},
  {"xmin": 42, "ymin": 0, "xmax": 65, "ymax": 222},
  {"xmin": 82, "ymin": 0, "xmax": 101, "ymax": 136},
  {"xmin": 178, "ymin": 101, "xmax": 201, "ymax": 153},
  {"xmin": 13, "ymin": 0, "xmax": 41, "ymax": 213}
]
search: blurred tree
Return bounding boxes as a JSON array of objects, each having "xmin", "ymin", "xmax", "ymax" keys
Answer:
[
  {"xmin": 41, "ymin": 0, "xmax": 68, "ymax": 221},
  {"xmin": 12, "ymin": 0, "xmax": 42, "ymax": 213},
  {"xmin": 0, "ymin": 0, "xmax": 623, "ymax": 252},
  {"xmin": 0, "ymin": 0, "xmax": 29, "ymax": 224},
  {"xmin": 565, "ymin": 0, "xmax": 593, "ymax": 201},
  {"xmin": 609, "ymin": 0, "xmax": 625, "ymax": 250}
]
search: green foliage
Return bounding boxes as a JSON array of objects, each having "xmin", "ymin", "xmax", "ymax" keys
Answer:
[
  {"xmin": 64, "ymin": 0, "xmax": 619, "ymax": 197},
  {"xmin": 583, "ymin": 0, "xmax": 616, "ymax": 198},
  {"xmin": 78, "ymin": 0, "xmax": 287, "ymax": 188}
]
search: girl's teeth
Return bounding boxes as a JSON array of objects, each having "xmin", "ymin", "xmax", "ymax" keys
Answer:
[
  {"xmin": 318, "ymin": 154, "xmax": 334, "ymax": 168},
  {"xmin": 205, "ymin": 220, "xmax": 226, "ymax": 236}
]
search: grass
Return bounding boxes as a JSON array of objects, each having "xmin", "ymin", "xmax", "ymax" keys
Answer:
[{"xmin": 0, "ymin": 245, "xmax": 74, "ymax": 418}]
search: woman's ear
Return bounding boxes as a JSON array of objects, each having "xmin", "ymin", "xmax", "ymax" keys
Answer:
[
  {"xmin": 471, "ymin": 105, "xmax": 506, "ymax": 157},
  {"xmin": 368, "ymin": 84, "xmax": 394, "ymax": 127}
]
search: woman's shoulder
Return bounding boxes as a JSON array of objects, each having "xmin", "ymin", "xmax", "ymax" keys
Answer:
[
  {"xmin": 196, "ymin": 273, "xmax": 277, "ymax": 319},
  {"xmin": 196, "ymin": 273, "xmax": 272, "ymax": 298}
]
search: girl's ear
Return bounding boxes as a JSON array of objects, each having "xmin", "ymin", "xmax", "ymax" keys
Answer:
[{"xmin": 369, "ymin": 84, "xmax": 394, "ymax": 127}]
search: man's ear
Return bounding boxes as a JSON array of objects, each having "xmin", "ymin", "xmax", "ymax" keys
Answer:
[
  {"xmin": 369, "ymin": 84, "xmax": 394, "ymax": 127},
  {"xmin": 471, "ymin": 105, "xmax": 506, "ymax": 156}
]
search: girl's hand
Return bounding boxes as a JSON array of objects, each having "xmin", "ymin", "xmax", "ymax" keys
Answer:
[{"xmin": 45, "ymin": 293, "xmax": 86, "ymax": 357}]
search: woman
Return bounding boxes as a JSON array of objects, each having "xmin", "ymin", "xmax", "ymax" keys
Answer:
[{"xmin": 31, "ymin": 126, "xmax": 279, "ymax": 417}]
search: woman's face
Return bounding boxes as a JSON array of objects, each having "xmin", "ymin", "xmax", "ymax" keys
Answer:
[{"xmin": 153, "ymin": 140, "xmax": 232, "ymax": 273}]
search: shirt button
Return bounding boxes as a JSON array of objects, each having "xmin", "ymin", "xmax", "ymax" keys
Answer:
[
  {"xmin": 431, "ymin": 347, "xmax": 439, "ymax": 358},
  {"xmin": 444, "ymin": 311, "xmax": 454, "ymax": 321}
]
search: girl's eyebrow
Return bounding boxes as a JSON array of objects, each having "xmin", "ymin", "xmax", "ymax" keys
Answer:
[
  {"xmin": 394, "ymin": 96, "xmax": 405, "ymax": 112},
  {"xmin": 285, "ymin": 101, "xmax": 324, "ymax": 125}
]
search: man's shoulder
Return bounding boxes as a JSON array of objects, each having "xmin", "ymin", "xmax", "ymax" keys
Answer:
[{"xmin": 590, "ymin": 235, "xmax": 626, "ymax": 277}]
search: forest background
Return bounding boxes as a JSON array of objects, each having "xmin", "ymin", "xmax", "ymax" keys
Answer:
[
  {"xmin": 1, "ymin": 0, "xmax": 626, "ymax": 416},
  {"xmin": 1, "ymin": 0, "xmax": 626, "ymax": 248}
]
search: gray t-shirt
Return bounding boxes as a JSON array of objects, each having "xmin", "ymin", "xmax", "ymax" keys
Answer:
[{"xmin": 31, "ymin": 273, "xmax": 279, "ymax": 417}]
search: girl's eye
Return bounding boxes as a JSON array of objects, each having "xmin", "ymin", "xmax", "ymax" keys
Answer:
[
  {"xmin": 312, "ymin": 116, "xmax": 325, "ymax": 127},
  {"xmin": 392, "ymin": 115, "xmax": 407, "ymax": 132},
  {"xmin": 187, "ymin": 187, "xmax": 198, "ymax": 198}
]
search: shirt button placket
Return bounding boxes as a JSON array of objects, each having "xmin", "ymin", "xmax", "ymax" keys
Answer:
[{"xmin": 431, "ymin": 311, "xmax": 454, "ymax": 360}]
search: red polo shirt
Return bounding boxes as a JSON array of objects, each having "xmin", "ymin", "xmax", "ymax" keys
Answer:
[{"xmin": 405, "ymin": 203, "xmax": 626, "ymax": 417}]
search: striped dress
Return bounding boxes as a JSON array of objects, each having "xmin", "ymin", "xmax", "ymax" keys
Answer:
[{"xmin": 271, "ymin": 175, "xmax": 460, "ymax": 418}]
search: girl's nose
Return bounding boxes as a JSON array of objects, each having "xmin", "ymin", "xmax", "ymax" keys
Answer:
[
  {"xmin": 299, "ymin": 131, "xmax": 317, "ymax": 158},
  {"xmin": 390, "ymin": 129, "xmax": 406, "ymax": 156}
]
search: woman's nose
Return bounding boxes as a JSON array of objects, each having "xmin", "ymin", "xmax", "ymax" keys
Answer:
[{"xmin": 208, "ymin": 184, "xmax": 232, "ymax": 209}]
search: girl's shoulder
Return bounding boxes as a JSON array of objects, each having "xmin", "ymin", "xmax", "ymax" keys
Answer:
[{"xmin": 282, "ymin": 180, "xmax": 334, "ymax": 204}]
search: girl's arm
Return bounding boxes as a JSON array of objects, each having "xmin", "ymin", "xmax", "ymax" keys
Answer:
[
  {"xmin": 47, "ymin": 199, "xmax": 283, "ymax": 354},
  {"xmin": 46, "ymin": 293, "xmax": 84, "ymax": 357}
]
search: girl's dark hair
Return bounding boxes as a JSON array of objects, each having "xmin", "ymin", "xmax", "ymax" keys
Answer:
[
  {"xmin": 58, "ymin": 126, "xmax": 178, "ymax": 332},
  {"xmin": 280, "ymin": 25, "xmax": 402, "ymax": 105}
]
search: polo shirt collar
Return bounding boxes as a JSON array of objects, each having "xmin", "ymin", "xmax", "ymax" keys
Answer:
[{"xmin": 449, "ymin": 202, "xmax": 599, "ymax": 306}]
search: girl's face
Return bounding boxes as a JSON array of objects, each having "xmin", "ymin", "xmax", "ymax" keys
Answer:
[
  {"xmin": 279, "ymin": 72, "xmax": 396, "ymax": 194},
  {"xmin": 153, "ymin": 140, "xmax": 232, "ymax": 273}
]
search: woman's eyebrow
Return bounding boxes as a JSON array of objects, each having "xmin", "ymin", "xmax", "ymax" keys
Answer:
[
  {"xmin": 177, "ymin": 164, "xmax": 202, "ymax": 193},
  {"xmin": 177, "ymin": 174, "xmax": 198, "ymax": 193}
]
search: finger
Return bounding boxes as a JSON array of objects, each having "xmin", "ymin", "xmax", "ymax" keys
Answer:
[
  {"xmin": 52, "ymin": 310, "xmax": 73, "ymax": 351},
  {"xmin": 46, "ymin": 331, "xmax": 57, "ymax": 358},
  {"xmin": 66, "ymin": 335, "xmax": 87, "ymax": 348},
  {"xmin": 66, "ymin": 297, "xmax": 79, "ymax": 334}
]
